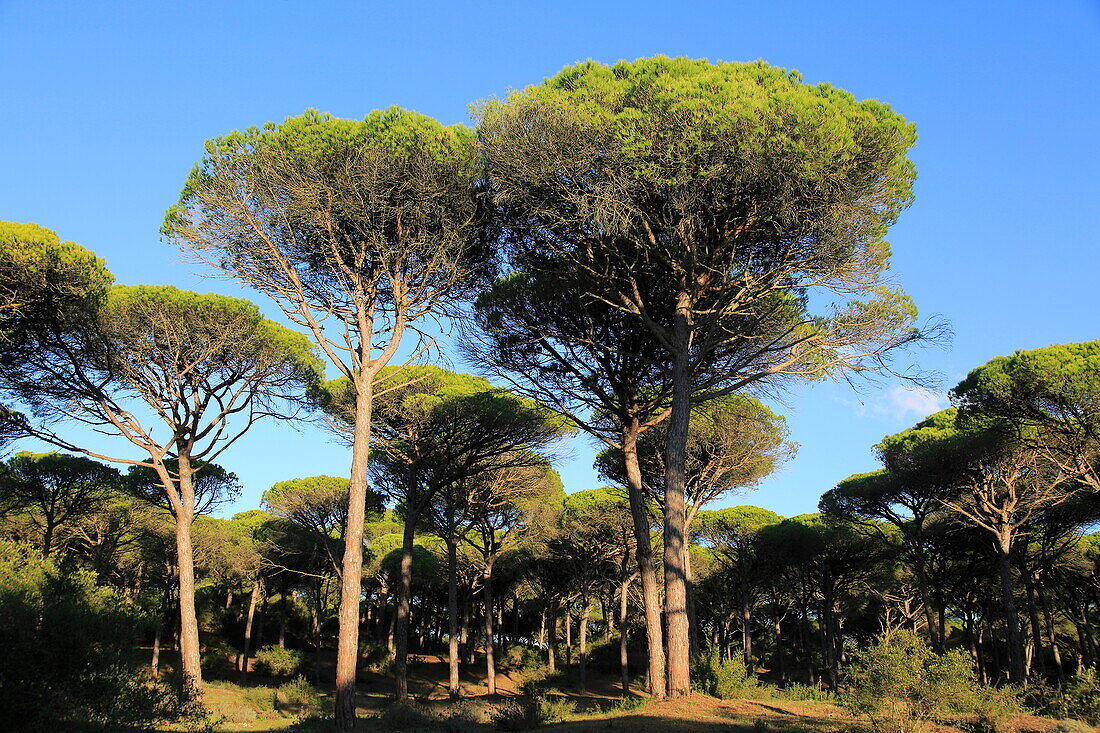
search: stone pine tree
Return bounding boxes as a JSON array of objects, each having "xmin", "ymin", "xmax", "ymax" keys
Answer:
[
  {"xmin": 0, "ymin": 273, "xmax": 320, "ymax": 699},
  {"xmin": 467, "ymin": 268, "xmax": 676, "ymax": 696},
  {"xmin": 164, "ymin": 108, "xmax": 488, "ymax": 727},
  {"xmin": 326, "ymin": 366, "xmax": 566, "ymax": 699},
  {"xmin": 478, "ymin": 56, "xmax": 930, "ymax": 694}
]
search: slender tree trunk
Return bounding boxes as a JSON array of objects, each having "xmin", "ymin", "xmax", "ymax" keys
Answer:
[
  {"xmin": 741, "ymin": 595, "xmax": 753, "ymax": 673},
  {"xmin": 483, "ymin": 557, "xmax": 497, "ymax": 695},
  {"xmin": 622, "ymin": 422, "xmax": 666, "ymax": 698},
  {"xmin": 312, "ymin": 578, "xmax": 323, "ymax": 685},
  {"xmin": 995, "ymin": 540, "xmax": 1026, "ymax": 682},
  {"xmin": 662, "ymin": 311, "xmax": 692, "ymax": 697},
  {"xmin": 774, "ymin": 613, "xmax": 785, "ymax": 683},
  {"xmin": 393, "ymin": 517, "xmax": 416, "ymax": 700},
  {"xmin": 913, "ymin": 544, "xmax": 942, "ymax": 652},
  {"xmin": 1023, "ymin": 573, "xmax": 1045, "ymax": 677},
  {"xmin": 565, "ymin": 610, "xmax": 573, "ymax": 666},
  {"xmin": 548, "ymin": 598, "xmax": 558, "ymax": 673},
  {"xmin": 151, "ymin": 619, "xmax": 162, "ymax": 680},
  {"xmin": 579, "ymin": 596, "xmax": 591, "ymax": 692},
  {"xmin": 446, "ymin": 537, "xmax": 461, "ymax": 699},
  {"xmin": 1037, "ymin": 585, "xmax": 1064, "ymax": 680},
  {"xmin": 620, "ymin": 573, "xmax": 632, "ymax": 697},
  {"xmin": 172, "ymin": 461, "xmax": 202, "ymax": 700},
  {"xmin": 336, "ymin": 378, "xmax": 374, "ymax": 728},
  {"xmin": 240, "ymin": 579, "xmax": 262, "ymax": 683},
  {"xmin": 278, "ymin": 582, "xmax": 288, "ymax": 649},
  {"xmin": 461, "ymin": 596, "xmax": 471, "ymax": 663}
]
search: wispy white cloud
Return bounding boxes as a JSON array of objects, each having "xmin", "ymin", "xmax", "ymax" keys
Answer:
[{"xmin": 834, "ymin": 385, "xmax": 948, "ymax": 421}]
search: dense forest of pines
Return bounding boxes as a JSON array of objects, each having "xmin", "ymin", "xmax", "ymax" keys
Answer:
[{"xmin": 1, "ymin": 56, "xmax": 1098, "ymax": 732}]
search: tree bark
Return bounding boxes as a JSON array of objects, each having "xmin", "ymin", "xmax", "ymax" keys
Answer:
[
  {"xmin": 393, "ymin": 516, "xmax": 416, "ymax": 700},
  {"xmin": 336, "ymin": 377, "xmax": 374, "ymax": 728},
  {"xmin": 995, "ymin": 540, "xmax": 1026, "ymax": 682},
  {"xmin": 620, "ymin": 573, "xmax": 632, "ymax": 696},
  {"xmin": 240, "ymin": 579, "xmax": 262, "ymax": 683},
  {"xmin": 622, "ymin": 422, "xmax": 666, "ymax": 698},
  {"xmin": 172, "ymin": 460, "xmax": 202, "ymax": 701},
  {"xmin": 662, "ymin": 310, "xmax": 693, "ymax": 697},
  {"xmin": 579, "ymin": 596, "xmax": 591, "ymax": 692},
  {"xmin": 446, "ymin": 538, "xmax": 461, "ymax": 699},
  {"xmin": 483, "ymin": 557, "xmax": 497, "ymax": 695}
]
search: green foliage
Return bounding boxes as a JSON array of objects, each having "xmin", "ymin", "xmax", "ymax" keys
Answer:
[
  {"xmin": 490, "ymin": 696, "xmax": 573, "ymax": 731},
  {"xmin": 359, "ymin": 636, "xmax": 394, "ymax": 673},
  {"xmin": 1025, "ymin": 668, "xmax": 1100, "ymax": 725},
  {"xmin": 274, "ymin": 676, "xmax": 322, "ymax": 713},
  {"xmin": 376, "ymin": 700, "xmax": 438, "ymax": 730},
  {"xmin": 0, "ymin": 539, "xmax": 187, "ymax": 730},
  {"xmin": 691, "ymin": 649, "xmax": 758, "ymax": 699},
  {"xmin": 200, "ymin": 636, "xmax": 238, "ymax": 677},
  {"xmin": 843, "ymin": 630, "xmax": 986, "ymax": 732},
  {"xmin": 255, "ymin": 644, "xmax": 306, "ymax": 677}
]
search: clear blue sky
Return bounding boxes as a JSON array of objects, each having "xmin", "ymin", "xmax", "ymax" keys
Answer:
[{"xmin": 3, "ymin": 0, "xmax": 1098, "ymax": 518}]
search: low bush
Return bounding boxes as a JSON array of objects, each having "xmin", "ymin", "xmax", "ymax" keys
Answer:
[
  {"xmin": 255, "ymin": 644, "xmax": 305, "ymax": 677},
  {"xmin": 843, "ymin": 629, "xmax": 992, "ymax": 733},
  {"xmin": 1025, "ymin": 668, "xmax": 1100, "ymax": 725},
  {"xmin": 200, "ymin": 636, "xmax": 238, "ymax": 677},
  {"xmin": 774, "ymin": 682, "xmax": 833, "ymax": 702},
  {"xmin": 275, "ymin": 676, "xmax": 322, "ymax": 713},
  {"xmin": 0, "ymin": 540, "xmax": 191, "ymax": 730},
  {"xmin": 692, "ymin": 649, "xmax": 759, "ymax": 699},
  {"xmin": 376, "ymin": 701, "xmax": 438, "ymax": 730},
  {"xmin": 518, "ymin": 668, "xmax": 569, "ymax": 695},
  {"xmin": 360, "ymin": 637, "xmax": 394, "ymax": 673}
]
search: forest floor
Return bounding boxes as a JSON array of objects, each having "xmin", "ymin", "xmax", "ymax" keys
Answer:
[{"xmin": 183, "ymin": 652, "xmax": 1078, "ymax": 733}]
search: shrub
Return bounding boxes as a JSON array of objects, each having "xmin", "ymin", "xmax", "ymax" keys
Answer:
[
  {"xmin": 1025, "ymin": 669, "xmax": 1100, "ymax": 725},
  {"xmin": 519, "ymin": 668, "xmax": 569, "ymax": 696},
  {"xmin": 692, "ymin": 649, "xmax": 758, "ymax": 699},
  {"xmin": 360, "ymin": 637, "xmax": 394, "ymax": 673},
  {"xmin": 535, "ymin": 695, "xmax": 576, "ymax": 723},
  {"xmin": 843, "ymin": 630, "xmax": 985, "ymax": 733},
  {"xmin": 376, "ymin": 701, "xmax": 437, "ymax": 730},
  {"xmin": 200, "ymin": 636, "xmax": 238, "ymax": 677},
  {"xmin": 501, "ymin": 643, "xmax": 541, "ymax": 672},
  {"xmin": 275, "ymin": 676, "xmax": 322, "ymax": 713},
  {"xmin": 255, "ymin": 645, "xmax": 306, "ymax": 677},
  {"xmin": 0, "ymin": 540, "xmax": 190, "ymax": 730}
]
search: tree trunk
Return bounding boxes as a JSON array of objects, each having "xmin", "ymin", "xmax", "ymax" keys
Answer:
[
  {"xmin": 483, "ymin": 557, "xmax": 497, "ymax": 695},
  {"xmin": 913, "ymin": 545, "xmax": 942, "ymax": 652},
  {"xmin": 741, "ymin": 595, "xmax": 753, "ymax": 673},
  {"xmin": 335, "ymin": 377, "xmax": 374, "ymax": 729},
  {"xmin": 446, "ymin": 537, "xmax": 461, "ymax": 699},
  {"xmin": 662, "ymin": 312, "xmax": 692, "ymax": 698},
  {"xmin": 579, "ymin": 596, "xmax": 591, "ymax": 692},
  {"xmin": 1023, "ymin": 572, "xmax": 1045, "ymax": 677},
  {"xmin": 278, "ymin": 582, "xmax": 288, "ymax": 649},
  {"xmin": 393, "ymin": 517, "xmax": 416, "ymax": 700},
  {"xmin": 622, "ymin": 422, "xmax": 666, "ymax": 698},
  {"xmin": 240, "ymin": 579, "xmax": 262, "ymax": 683},
  {"xmin": 172, "ymin": 460, "xmax": 202, "ymax": 701},
  {"xmin": 548, "ymin": 599, "xmax": 558, "ymax": 673},
  {"xmin": 620, "ymin": 573, "xmax": 632, "ymax": 697},
  {"xmin": 995, "ymin": 540, "xmax": 1026, "ymax": 682}
]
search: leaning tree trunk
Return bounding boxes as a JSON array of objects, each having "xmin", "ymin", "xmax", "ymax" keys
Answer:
[
  {"xmin": 622, "ymin": 422, "xmax": 667, "ymax": 698},
  {"xmin": 393, "ymin": 516, "xmax": 417, "ymax": 700},
  {"xmin": 240, "ymin": 578, "xmax": 262, "ymax": 683},
  {"xmin": 662, "ymin": 314, "xmax": 693, "ymax": 698},
  {"xmin": 336, "ymin": 377, "xmax": 374, "ymax": 728},
  {"xmin": 446, "ymin": 537, "xmax": 461, "ymax": 699},
  {"xmin": 483, "ymin": 556, "xmax": 497, "ymax": 695}
]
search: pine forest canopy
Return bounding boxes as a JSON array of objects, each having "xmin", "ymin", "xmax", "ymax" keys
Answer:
[{"xmin": 4, "ymin": 53, "xmax": 1100, "ymax": 731}]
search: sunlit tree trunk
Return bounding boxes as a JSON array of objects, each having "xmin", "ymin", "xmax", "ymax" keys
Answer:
[
  {"xmin": 622, "ymin": 422, "xmax": 666, "ymax": 698},
  {"xmin": 336, "ymin": 376, "xmax": 374, "ymax": 724}
]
